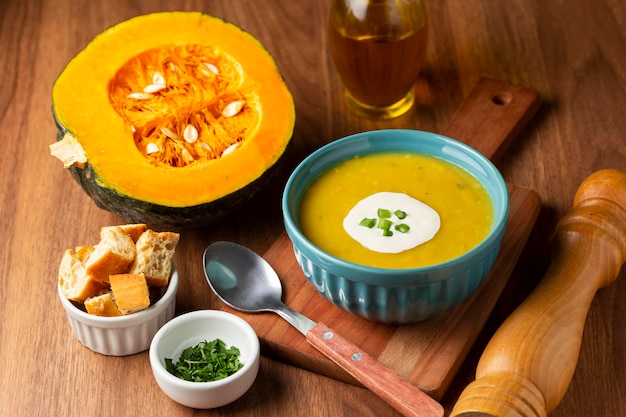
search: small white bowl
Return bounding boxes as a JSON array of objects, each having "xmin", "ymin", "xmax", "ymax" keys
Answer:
[
  {"xmin": 149, "ymin": 310, "xmax": 260, "ymax": 409},
  {"xmin": 58, "ymin": 263, "xmax": 178, "ymax": 356}
]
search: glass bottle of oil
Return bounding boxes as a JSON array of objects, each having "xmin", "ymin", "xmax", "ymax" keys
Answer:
[{"xmin": 329, "ymin": 0, "xmax": 428, "ymax": 119}]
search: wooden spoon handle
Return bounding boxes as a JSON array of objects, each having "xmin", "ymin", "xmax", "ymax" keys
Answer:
[
  {"xmin": 307, "ymin": 322, "xmax": 444, "ymax": 417},
  {"xmin": 450, "ymin": 169, "xmax": 626, "ymax": 417}
]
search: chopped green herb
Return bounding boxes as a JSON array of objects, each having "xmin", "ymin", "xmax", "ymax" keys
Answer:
[
  {"xmin": 165, "ymin": 339, "xmax": 244, "ymax": 383},
  {"xmin": 377, "ymin": 218, "xmax": 393, "ymax": 231},
  {"xmin": 377, "ymin": 208, "xmax": 392, "ymax": 218},
  {"xmin": 394, "ymin": 210, "xmax": 407, "ymax": 219},
  {"xmin": 359, "ymin": 218, "xmax": 377, "ymax": 228},
  {"xmin": 395, "ymin": 223, "xmax": 410, "ymax": 233},
  {"xmin": 358, "ymin": 207, "xmax": 411, "ymax": 237}
]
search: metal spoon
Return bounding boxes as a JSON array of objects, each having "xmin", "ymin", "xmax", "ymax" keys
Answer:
[{"xmin": 203, "ymin": 241, "xmax": 443, "ymax": 417}]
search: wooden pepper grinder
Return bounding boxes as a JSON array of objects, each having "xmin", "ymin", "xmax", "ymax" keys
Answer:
[{"xmin": 450, "ymin": 169, "xmax": 626, "ymax": 417}]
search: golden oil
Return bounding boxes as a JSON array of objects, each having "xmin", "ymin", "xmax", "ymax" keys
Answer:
[{"xmin": 329, "ymin": 0, "xmax": 428, "ymax": 118}]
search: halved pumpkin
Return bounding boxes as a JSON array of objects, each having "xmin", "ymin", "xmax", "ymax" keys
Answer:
[{"xmin": 51, "ymin": 11, "xmax": 295, "ymax": 229}]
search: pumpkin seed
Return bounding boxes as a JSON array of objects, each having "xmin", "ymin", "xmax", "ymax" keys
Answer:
[
  {"xmin": 160, "ymin": 127, "xmax": 179, "ymax": 140},
  {"xmin": 128, "ymin": 92, "xmax": 151, "ymax": 100},
  {"xmin": 146, "ymin": 143, "xmax": 159, "ymax": 154},
  {"xmin": 222, "ymin": 101, "xmax": 245, "ymax": 118},
  {"xmin": 49, "ymin": 132, "xmax": 88, "ymax": 168},
  {"xmin": 221, "ymin": 143, "xmax": 239, "ymax": 157},
  {"xmin": 203, "ymin": 62, "xmax": 219, "ymax": 75},
  {"xmin": 200, "ymin": 142, "xmax": 212, "ymax": 151},
  {"xmin": 143, "ymin": 83, "xmax": 166, "ymax": 93},
  {"xmin": 181, "ymin": 147, "xmax": 195, "ymax": 163},
  {"xmin": 183, "ymin": 124, "xmax": 199, "ymax": 143},
  {"xmin": 153, "ymin": 72, "xmax": 165, "ymax": 85}
]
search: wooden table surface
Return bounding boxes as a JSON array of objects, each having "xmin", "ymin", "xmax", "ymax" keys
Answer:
[{"xmin": 2, "ymin": 0, "xmax": 625, "ymax": 416}]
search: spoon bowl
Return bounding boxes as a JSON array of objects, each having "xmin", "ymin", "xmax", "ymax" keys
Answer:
[
  {"xmin": 204, "ymin": 241, "xmax": 318, "ymax": 333},
  {"xmin": 204, "ymin": 242, "xmax": 284, "ymax": 313}
]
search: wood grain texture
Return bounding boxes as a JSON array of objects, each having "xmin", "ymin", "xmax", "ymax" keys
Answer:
[
  {"xmin": 1, "ymin": 0, "xmax": 625, "ymax": 416},
  {"xmin": 443, "ymin": 78, "xmax": 540, "ymax": 163}
]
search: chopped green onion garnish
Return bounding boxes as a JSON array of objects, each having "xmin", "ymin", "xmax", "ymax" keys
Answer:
[
  {"xmin": 357, "ymin": 207, "xmax": 411, "ymax": 237},
  {"xmin": 395, "ymin": 223, "xmax": 410, "ymax": 233},
  {"xmin": 377, "ymin": 218, "xmax": 393, "ymax": 230},
  {"xmin": 359, "ymin": 218, "xmax": 376, "ymax": 228},
  {"xmin": 377, "ymin": 208, "xmax": 391, "ymax": 218},
  {"xmin": 394, "ymin": 210, "xmax": 407, "ymax": 219}
]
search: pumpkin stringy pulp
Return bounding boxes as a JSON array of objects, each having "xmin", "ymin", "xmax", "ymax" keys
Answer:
[{"xmin": 109, "ymin": 44, "xmax": 260, "ymax": 168}]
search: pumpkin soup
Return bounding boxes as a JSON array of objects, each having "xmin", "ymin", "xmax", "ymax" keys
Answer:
[{"xmin": 299, "ymin": 152, "xmax": 493, "ymax": 268}]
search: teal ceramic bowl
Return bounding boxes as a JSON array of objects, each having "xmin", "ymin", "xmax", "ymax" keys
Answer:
[{"xmin": 282, "ymin": 129, "xmax": 509, "ymax": 324}]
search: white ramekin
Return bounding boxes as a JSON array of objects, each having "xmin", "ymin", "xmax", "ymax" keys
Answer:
[{"xmin": 58, "ymin": 263, "xmax": 178, "ymax": 356}]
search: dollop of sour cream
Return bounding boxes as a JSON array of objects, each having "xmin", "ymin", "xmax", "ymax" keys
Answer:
[{"xmin": 343, "ymin": 192, "xmax": 441, "ymax": 254}]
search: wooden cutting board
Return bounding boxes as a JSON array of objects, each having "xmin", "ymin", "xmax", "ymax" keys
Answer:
[{"xmin": 221, "ymin": 78, "xmax": 542, "ymax": 400}]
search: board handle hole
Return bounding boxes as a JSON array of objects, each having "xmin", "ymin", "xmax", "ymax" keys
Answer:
[{"xmin": 492, "ymin": 92, "xmax": 513, "ymax": 105}]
